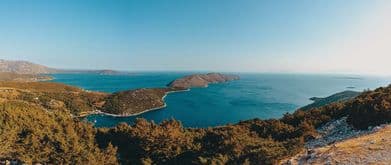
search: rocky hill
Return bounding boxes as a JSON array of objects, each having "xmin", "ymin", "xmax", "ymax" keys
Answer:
[
  {"xmin": 0, "ymin": 59, "xmax": 56, "ymax": 74},
  {"xmin": 167, "ymin": 73, "xmax": 239, "ymax": 89}
]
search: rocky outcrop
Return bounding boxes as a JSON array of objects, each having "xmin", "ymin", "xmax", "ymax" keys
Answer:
[
  {"xmin": 281, "ymin": 124, "xmax": 391, "ymax": 165},
  {"xmin": 305, "ymin": 117, "xmax": 372, "ymax": 149},
  {"xmin": 167, "ymin": 73, "xmax": 239, "ymax": 89}
]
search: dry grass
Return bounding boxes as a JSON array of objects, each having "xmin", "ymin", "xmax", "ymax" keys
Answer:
[{"xmin": 282, "ymin": 125, "xmax": 391, "ymax": 165}]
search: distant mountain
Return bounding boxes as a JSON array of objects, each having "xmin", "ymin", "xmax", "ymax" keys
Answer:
[
  {"xmin": 0, "ymin": 59, "xmax": 122, "ymax": 75},
  {"xmin": 0, "ymin": 59, "xmax": 57, "ymax": 74}
]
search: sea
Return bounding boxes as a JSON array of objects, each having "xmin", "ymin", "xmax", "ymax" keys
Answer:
[{"xmin": 50, "ymin": 73, "xmax": 391, "ymax": 128}]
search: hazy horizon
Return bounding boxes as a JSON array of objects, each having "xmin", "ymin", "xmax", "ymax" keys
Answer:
[{"xmin": 1, "ymin": 0, "xmax": 391, "ymax": 75}]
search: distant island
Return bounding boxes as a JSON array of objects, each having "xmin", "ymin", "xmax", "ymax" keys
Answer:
[
  {"xmin": 167, "ymin": 73, "xmax": 240, "ymax": 89},
  {"xmin": 57, "ymin": 69, "xmax": 124, "ymax": 75}
]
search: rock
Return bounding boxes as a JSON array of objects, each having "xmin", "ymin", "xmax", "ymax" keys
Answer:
[{"xmin": 305, "ymin": 117, "xmax": 373, "ymax": 148}]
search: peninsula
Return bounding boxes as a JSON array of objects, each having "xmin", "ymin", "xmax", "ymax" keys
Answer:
[{"xmin": 101, "ymin": 88, "xmax": 175, "ymax": 116}]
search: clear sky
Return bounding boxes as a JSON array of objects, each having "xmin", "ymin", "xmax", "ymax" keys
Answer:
[{"xmin": 1, "ymin": 0, "xmax": 390, "ymax": 75}]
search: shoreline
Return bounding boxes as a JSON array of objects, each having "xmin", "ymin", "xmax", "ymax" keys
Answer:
[{"xmin": 81, "ymin": 88, "xmax": 190, "ymax": 118}]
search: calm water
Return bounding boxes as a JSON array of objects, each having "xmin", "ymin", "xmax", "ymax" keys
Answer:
[{"xmin": 51, "ymin": 73, "xmax": 391, "ymax": 128}]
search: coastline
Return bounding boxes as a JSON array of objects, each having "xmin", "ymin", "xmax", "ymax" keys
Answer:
[{"xmin": 81, "ymin": 88, "xmax": 190, "ymax": 118}]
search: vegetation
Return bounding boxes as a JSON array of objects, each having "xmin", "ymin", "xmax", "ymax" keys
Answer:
[
  {"xmin": 0, "ymin": 81, "xmax": 108, "ymax": 116},
  {"xmin": 0, "ymin": 80, "xmax": 391, "ymax": 164},
  {"xmin": 300, "ymin": 90, "xmax": 361, "ymax": 111},
  {"xmin": 102, "ymin": 88, "xmax": 176, "ymax": 115},
  {"xmin": 0, "ymin": 101, "xmax": 118, "ymax": 164},
  {"xmin": 346, "ymin": 87, "xmax": 391, "ymax": 129}
]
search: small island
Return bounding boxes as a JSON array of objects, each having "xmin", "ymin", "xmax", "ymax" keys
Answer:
[{"xmin": 167, "ymin": 73, "xmax": 239, "ymax": 89}]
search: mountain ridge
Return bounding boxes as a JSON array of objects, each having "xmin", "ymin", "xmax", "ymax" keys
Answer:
[
  {"xmin": 0, "ymin": 59, "xmax": 56, "ymax": 74},
  {"xmin": 0, "ymin": 59, "xmax": 122, "ymax": 75}
]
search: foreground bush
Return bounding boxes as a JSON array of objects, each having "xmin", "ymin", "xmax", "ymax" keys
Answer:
[{"xmin": 0, "ymin": 101, "xmax": 118, "ymax": 164}]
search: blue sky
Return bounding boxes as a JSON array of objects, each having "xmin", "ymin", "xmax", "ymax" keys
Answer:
[{"xmin": 1, "ymin": 0, "xmax": 390, "ymax": 74}]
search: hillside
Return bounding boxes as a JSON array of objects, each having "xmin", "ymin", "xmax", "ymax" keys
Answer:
[
  {"xmin": 0, "ymin": 81, "xmax": 108, "ymax": 116},
  {"xmin": 0, "ymin": 59, "xmax": 56, "ymax": 74},
  {"xmin": 0, "ymin": 100, "xmax": 118, "ymax": 164}
]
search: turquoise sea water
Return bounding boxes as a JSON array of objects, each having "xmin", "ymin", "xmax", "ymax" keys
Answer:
[{"xmin": 51, "ymin": 73, "xmax": 391, "ymax": 128}]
